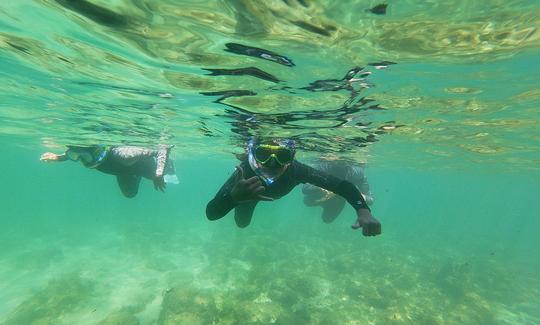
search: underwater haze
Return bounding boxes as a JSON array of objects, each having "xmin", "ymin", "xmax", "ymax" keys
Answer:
[{"xmin": 1, "ymin": 0, "xmax": 540, "ymax": 324}]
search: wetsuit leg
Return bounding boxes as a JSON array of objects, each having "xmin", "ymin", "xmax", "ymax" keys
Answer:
[
  {"xmin": 234, "ymin": 201, "xmax": 258, "ymax": 228},
  {"xmin": 132, "ymin": 157, "xmax": 157, "ymax": 180},
  {"xmin": 116, "ymin": 174, "xmax": 142, "ymax": 198},
  {"xmin": 304, "ymin": 195, "xmax": 319, "ymax": 206},
  {"xmin": 320, "ymin": 197, "xmax": 346, "ymax": 223}
]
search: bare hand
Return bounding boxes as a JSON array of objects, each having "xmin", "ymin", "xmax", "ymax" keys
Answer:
[
  {"xmin": 153, "ymin": 176, "xmax": 166, "ymax": 192},
  {"xmin": 230, "ymin": 165, "xmax": 273, "ymax": 203},
  {"xmin": 40, "ymin": 152, "xmax": 60, "ymax": 162},
  {"xmin": 352, "ymin": 208, "xmax": 381, "ymax": 236}
]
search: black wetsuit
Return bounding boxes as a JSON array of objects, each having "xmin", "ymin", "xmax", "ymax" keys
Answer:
[{"xmin": 206, "ymin": 159, "xmax": 370, "ymax": 227}]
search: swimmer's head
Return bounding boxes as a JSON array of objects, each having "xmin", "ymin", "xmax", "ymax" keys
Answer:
[
  {"xmin": 248, "ymin": 138, "xmax": 295, "ymax": 168},
  {"xmin": 66, "ymin": 145, "xmax": 106, "ymax": 167},
  {"xmin": 247, "ymin": 138, "xmax": 295, "ymax": 185}
]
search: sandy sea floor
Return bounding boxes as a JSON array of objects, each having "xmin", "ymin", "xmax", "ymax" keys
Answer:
[{"xmin": 1, "ymin": 214, "xmax": 538, "ymax": 325}]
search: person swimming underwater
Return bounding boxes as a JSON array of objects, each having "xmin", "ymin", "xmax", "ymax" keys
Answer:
[
  {"xmin": 303, "ymin": 158, "xmax": 374, "ymax": 224},
  {"xmin": 205, "ymin": 138, "xmax": 381, "ymax": 236},
  {"xmin": 40, "ymin": 144, "xmax": 177, "ymax": 198}
]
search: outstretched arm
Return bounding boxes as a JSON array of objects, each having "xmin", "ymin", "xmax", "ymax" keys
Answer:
[
  {"xmin": 40, "ymin": 152, "xmax": 68, "ymax": 162},
  {"xmin": 297, "ymin": 162, "xmax": 381, "ymax": 236}
]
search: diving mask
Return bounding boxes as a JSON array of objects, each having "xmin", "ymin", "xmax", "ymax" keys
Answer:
[{"xmin": 253, "ymin": 144, "xmax": 294, "ymax": 166}]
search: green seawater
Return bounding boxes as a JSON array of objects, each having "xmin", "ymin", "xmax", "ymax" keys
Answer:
[{"xmin": 1, "ymin": 1, "xmax": 540, "ymax": 324}]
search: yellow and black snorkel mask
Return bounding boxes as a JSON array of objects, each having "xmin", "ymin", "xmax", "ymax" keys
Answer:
[
  {"xmin": 253, "ymin": 144, "xmax": 295, "ymax": 166},
  {"xmin": 249, "ymin": 139, "xmax": 296, "ymax": 166},
  {"xmin": 248, "ymin": 138, "xmax": 296, "ymax": 185}
]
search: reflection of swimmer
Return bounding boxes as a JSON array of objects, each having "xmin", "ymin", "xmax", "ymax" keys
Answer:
[
  {"xmin": 303, "ymin": 159, "xmax": 373, "ymax": 224},
  {"xmin": 301, "ymin": 66, "xmax": 371, "ymax": 92},
  {"xmin": 224, "ymin": 43, "xmax": 295, "ymax": 67},
  {"xmin": 206, "ymin": 138, "xmax": 381, "ymax": 236},
  {"xmin": 366, "ymin": 4, "xmax": 388, "ymax": 15},
  {"xmin": 203, "ymin": 67, "xmax": 280, "ymax": 83},
  {"xmin": 40, "ymin": 145, "xmax": 177, "ymax": 198}
]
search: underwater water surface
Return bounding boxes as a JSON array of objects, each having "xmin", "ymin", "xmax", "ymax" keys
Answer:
[{"xmin": 1, "ymin": 1, "xmax": 539, "ymax": 324}]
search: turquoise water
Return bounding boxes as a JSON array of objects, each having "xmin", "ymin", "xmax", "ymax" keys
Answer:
[{"xmin": 1, "ymin": 1, "xmax": 540, "ymax": 324}]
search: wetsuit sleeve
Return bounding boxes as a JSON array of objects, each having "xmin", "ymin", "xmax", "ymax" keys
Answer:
[
  {"xmin": 296, "ymin": 162, "xmax": 370, "ymax": 211},
  {"xmin": 206, "ymin": 167, "xmax": 241, "ymax": 220}
]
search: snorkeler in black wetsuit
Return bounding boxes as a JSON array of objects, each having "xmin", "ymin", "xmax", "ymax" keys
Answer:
[
  {"xmin": 206, "ymin": 138, "xmax": 381, "ymax": 236},
  {"xmin": 40, "ymin": 145, "xmax": 177, "ymax": 198}
]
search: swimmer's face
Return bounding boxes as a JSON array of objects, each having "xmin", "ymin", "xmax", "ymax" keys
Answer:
[{"xmin": 258, "ymin": 158, "xmax": 289, "ymax": 181}]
